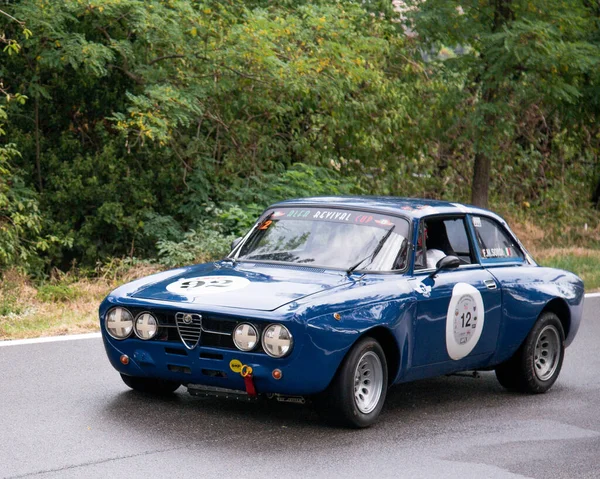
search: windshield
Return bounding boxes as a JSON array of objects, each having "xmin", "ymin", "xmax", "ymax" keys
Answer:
[{"xmin": 235, "ymin": 207, "xmax": 410, "ymax": 271}]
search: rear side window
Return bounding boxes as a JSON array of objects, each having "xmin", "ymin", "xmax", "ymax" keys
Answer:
[{"xmin": 471, "ymin": 216, "xmax": 524, "ymax": 262}]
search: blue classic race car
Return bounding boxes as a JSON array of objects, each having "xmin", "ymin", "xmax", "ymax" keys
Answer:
[{"xmin": 100, "ymin": 197, "xmax": 584, "ymax": 427}]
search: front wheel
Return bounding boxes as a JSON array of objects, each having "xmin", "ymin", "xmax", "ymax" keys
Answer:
[
  {"xmin": 315, "ymin": 337, "xmax": 388, "ymax": 428},
  {"xmin": 120, "ymin": 374, "xmax": 181, "ymax": 395},
  {"xmin": 495, "ymin": 312, "xmax": 565, "ymax": 394}
]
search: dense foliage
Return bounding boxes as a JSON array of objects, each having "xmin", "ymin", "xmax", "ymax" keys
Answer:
[{"xmin": 1, "ymin": 0, "xmax": 599, "ymax": 275}]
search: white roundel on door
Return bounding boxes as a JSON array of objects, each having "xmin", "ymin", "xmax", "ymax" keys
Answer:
[
  {"xmin": 166, "ymin": 276, "xmax": 250, "ymax": 296},
  {"xmin": 445, "ymin": 282, "xmax": 485, "ymax": 360}
]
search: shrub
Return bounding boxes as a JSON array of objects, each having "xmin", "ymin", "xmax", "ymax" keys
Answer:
[
  {"xmin": 36, "ymin": 283, "xmax": 81, "ymax": 303},
  {"xmin": 157, "ymin": 224, "xmax": 235, "ymax": 268}
]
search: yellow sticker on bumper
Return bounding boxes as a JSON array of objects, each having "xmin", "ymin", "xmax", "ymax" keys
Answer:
[{"xmin": 229, "ymin": 359, "xmax": 243, "ymax": 373}]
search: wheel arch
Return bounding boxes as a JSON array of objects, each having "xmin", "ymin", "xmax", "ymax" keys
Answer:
[
  {"xmin": 362, "ymin": 326, "xmax": 401, "ymax": 386},
  {"xmin": 541, "ymin": 297, "xmax": 570, "ymax": 339}
]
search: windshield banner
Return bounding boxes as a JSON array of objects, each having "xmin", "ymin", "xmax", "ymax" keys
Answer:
[{"xmin": 263, "ymin": 208, "xmax": 404, "ymax": 230}]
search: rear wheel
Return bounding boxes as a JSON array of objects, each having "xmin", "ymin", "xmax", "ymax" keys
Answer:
[
  {"xmin": 120, "ymin": 374, "xmax": 181, "ymax": 395},
  {"xmin": 315, "ymin": 337, "xmax": 388, "ymax": 428},
  {"xmin": 495, "ymin": 312, "xmax": 565, "ymax": 393}
]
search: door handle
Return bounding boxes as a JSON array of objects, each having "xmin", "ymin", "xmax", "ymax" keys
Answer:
[{"xmin": 484, "ymin": 279, "xmax": 497, "ymax": 290}]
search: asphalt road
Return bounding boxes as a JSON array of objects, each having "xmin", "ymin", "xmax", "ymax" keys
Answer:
[{"xmin": 1, "ymin": 300, "xmax": 599, "ymax": 479}]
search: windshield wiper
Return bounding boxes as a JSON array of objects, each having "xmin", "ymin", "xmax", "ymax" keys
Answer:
[{"xmin": 346, "ymin": 225, "xmax": 396, "ymax": 275}]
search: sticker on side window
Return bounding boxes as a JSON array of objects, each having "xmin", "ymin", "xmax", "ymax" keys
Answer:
[
  {"xmin": 482, "ymin": 247, "xmax": 512, "ymax": 258},
  {"xmin": 472, "ymin": 217, "xmax": 482, "ymax": 228}
]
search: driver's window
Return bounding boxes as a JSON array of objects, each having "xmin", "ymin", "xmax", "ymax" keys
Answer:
[
  {"xmin": 415, "ymin": 216, "xmax": 474, "ymax": 270},
  {"xmin": 443, "ymin": 218, "xmax": 474, "ymax": 264}
]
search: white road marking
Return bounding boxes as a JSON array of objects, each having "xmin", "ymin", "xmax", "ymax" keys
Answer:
[
  {"xmin": 0, "ymin": 293, "xmax": 599, "ymax": 347},
  {"xmin": 0, "ymin": 332, "xmax": 101, "ymax": 347}
]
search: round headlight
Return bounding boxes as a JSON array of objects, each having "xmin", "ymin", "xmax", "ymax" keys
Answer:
[
  {"xmin": 105, "ymin": 307, "xmax": 134, "ymax": 340},
  {"xmin": 262, "ymin": 324, "xmax": 293, "ymax": 358},
  {"xmin": 233, "ymin": 323, "xmax": 258, "ymax": 351},
  {"xmin": 134, "ymin": 312, "xmax": 158, "ymax": 340}
]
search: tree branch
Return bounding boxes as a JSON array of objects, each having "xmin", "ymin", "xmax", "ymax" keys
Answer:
[
  {"xmin": 206, "ymin": 111, "xmax": 240, "ymax": 149},
  {"xmin": 96, "ymin": 27, "xmax": 112, "ymax": 43},
  {"xmin": 0, "ymin": 8, "xmax": 25, "ymax": 26},
  {"xmin": 149, "ymin": 54, "xmax": 185, "ymax": 65},
  {"xmin": 193, "ymin": 54, "xmax": 270, "ymax": 84},
  {"xmin": 107, "ymin": 64, "xmax": 145, "ymax": 84}
]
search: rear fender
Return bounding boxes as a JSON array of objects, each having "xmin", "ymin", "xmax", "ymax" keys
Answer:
[{"xmin": 490, "ymin": 270, "xmax": 584, "ymax": 364}]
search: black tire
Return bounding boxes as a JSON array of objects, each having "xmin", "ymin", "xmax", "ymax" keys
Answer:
[
  {"xmin": 494, "ymin": 356, "xmax": 520, "ymax": 390},
  {"xmin": 120, "ymin": 374, "xmax": 181, "ymax": 395},
  {"xmin": 315, "ymin": 337, "xmax": 388, "ymax": 428},
  {"xmin": 495, "ymin": 312, "xmax": 565, "ymax": 394}
]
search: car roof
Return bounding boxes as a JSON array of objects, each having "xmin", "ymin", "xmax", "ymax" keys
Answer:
[{"xmin": 271, "ymin": 196, "xmax": 502, "ymax": 222}]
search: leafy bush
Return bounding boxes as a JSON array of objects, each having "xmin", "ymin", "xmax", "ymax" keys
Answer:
[
  {"xmin": 0, "ymin": 297, "xmax": 22, "ymax": 317},
  {"xmin": 1, "ymin": 0, "xmax": 600, "ymax": 275},
  {"xmin": 157, "ymin": 224, "xmax": 235, "ymax": 267},
  {"xmin": 154, "ymin": 163, "xmax": 361, "ymax": 268},
  {"xmin": 36, "ymin": 283, "xmax": 81, "ymax": 303},
  {"xmin": 0, "ymin": 145, "xmax": 47, "ymax": 273},
  {"xmin": 211, "ymin": 163, "xmax": 363, "ymax": 236},
  {"xmin": 0, "ymin": 289, "xmax": 23, "ymax": 316},
  {"xmin": 0, "ymin": 270, "xmax": 28, "ymax": 316}
]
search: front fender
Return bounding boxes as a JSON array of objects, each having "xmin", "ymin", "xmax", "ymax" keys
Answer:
[{"xmin": 305, "ymin": 295, "xmax": 415, "ymax": 389}]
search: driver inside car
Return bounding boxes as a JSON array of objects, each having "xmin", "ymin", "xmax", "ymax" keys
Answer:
[
  {"xmin": 426, "ymin": 247, "xmax": 446, "ymax": 269},
  {"xmin": 416, "ymin": 220, "xmax": 454, "ymax": 269}
]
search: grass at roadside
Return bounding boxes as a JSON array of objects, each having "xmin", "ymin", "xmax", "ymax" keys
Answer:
[
  {"xmin": 0, "ymin": 264, "xmax": 161, "ymax": 340},
  {"xmin": 534, "ymin": 248, "xmax": 600, "ymax": 291},
  {"xmin": 1, "ymin": 247, "xmax": 599, "ymax": 341},
  {"xmin": 0, "ymin": 277, "xmax": 105, "ymax": 340}
]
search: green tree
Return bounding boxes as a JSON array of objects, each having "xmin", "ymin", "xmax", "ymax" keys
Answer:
[
  {"xmin": 2, "ymin": 0, "xmax": 600, "ymax": 273},
  {"xmin": 405, "ymin": 0, "xmax": 600, "ymax": 207},
  {"xmin": 0, "ymin": 8, "xmax": 47, "ymax": 273},
  {"xmin": 2, "ymin": 0, "xmax": 423, "ymax": 268}
]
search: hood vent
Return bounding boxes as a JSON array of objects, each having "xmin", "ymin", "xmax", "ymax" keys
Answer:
[{"xmin": 242, "ymin": 263, "xmax": 326, "ymax": 274}]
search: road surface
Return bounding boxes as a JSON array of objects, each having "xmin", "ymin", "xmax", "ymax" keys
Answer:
[{"xmin": 1, "ymin": 299, "xmax": 599, "ymax": 478}]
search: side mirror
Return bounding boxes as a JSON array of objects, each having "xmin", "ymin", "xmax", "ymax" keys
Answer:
[
  {"xmin": 230, "ymin": 237, "xmax": 243, "ymax": 252},
  {"xmin": 429, "ymin": 255, "xmax": 460, "ymax": 278}
]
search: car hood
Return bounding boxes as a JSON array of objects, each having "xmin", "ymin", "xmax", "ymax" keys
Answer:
[{"xmin": 127, "ymin": 262, "xmax": 349, "ymax": 312}]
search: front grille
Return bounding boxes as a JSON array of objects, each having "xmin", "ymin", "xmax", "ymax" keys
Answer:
[
  {"xmin": 173, "ymin": 311, "xmax": 240, "ymax": 350},
  {"xmin": 201, "ymin": 332, "xmax": 236, "ymax": 349},
  {"xmin": 175, "ymin": 312, "xmax": 202, "ymax": 350},
  {"xmin": 124, "ymin": 307, "xmax": 262, "ymax": 352},
  {"xmin": 202, "ymin": 317, "xmax": 236, "ymax": 335}
]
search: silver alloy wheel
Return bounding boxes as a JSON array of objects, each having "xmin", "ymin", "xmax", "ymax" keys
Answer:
[
  {"xmin": 533, "ymin": 324, "xmax": 561, "ymax": 381},
  {"xmin": 353, "ymin": 351, "xmax": 383, "ymax": 414}
]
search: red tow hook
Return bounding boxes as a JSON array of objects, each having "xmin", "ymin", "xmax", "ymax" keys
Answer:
[{"xmin": 240, "ymin": 365, "xmax": 257, "ymax": 397}]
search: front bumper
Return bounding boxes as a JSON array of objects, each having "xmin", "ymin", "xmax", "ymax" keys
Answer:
[{"xmin": 102, "ymin": 333, "xmax": 339, "ymax": 396}]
